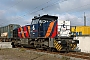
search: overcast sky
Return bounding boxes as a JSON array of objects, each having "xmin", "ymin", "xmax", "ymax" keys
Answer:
[{"xmin": 0, "ymin": 0, "xmax": 90, "ymax": 26}]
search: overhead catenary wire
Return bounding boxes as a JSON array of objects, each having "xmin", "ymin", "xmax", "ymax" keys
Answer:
[
  {"xmin": 5, "ymin": 0, "xmax": 54, "ymax": 14},
  {"xmin": 12, "ymin": 0, "xmax": 67, "ymax": 22},
  {"xmin": 24, "ymin": 0, "xmax": 67, "ymax": 15},
  {"xmin": 22, "ymin": 0, "xmax": 59, "ymax": 16},
  {"xmin": 11, "ymin": 0, "xmax": 67, "ymax": 24},
  {"xmin": 14, "ymin": 0, "xmax": 57, "ymax": 19},
  {"xmin": 29, "ymin": 0, "xmax": 90, "ymax": 15},
  {"xmin": 1, "ymin": 0, "xmax": 90, "ymax": 25},
  {"xmin": 6, "ymin": 0, "xmax": 63, "ymax": 21},
  {"xmin": 9, "ymin": 0, "xmax": 90, "ymax": 23},
  {"xmin": 0, "ymin": 0, "xmax": 55, "ymax": 25},
  {"xmin": 4, "ymin": 0, "xmax": 90, "ymax": 19},
  {"xmin": 18, "ymin": 1, "xmax": 90, "ymax": 25}
]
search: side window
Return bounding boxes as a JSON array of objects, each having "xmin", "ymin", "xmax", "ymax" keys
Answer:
[{"xmin": 31, "ymin": 19, "xmax": 39, "ymax": 24}]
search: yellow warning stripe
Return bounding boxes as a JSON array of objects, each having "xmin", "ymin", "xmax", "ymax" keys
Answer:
[
  {"xmin": 71, "ymin": 44, "xmax": 76, "ymax": 50},
  {"xmin": 54, "ymin": 40, "xmax": 62, "ymax": 51}
]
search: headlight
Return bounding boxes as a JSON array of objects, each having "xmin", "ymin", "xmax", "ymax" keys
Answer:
[
  {"xmin": 58, "ymin": 41, "xmax": 61, "ymax": 43},
  {"xmin": 72, "ymin": 40, "xmax": 75, "ymax": 43}
]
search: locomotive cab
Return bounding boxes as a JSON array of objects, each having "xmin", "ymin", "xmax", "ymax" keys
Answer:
[{"xmin": 30, "ymin": 15, "xmax": 58, "ymax": 38}]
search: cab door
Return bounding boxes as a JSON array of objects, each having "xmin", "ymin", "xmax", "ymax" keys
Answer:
[
  {"xmin": 30, "ymin": 19, "xmax": 39, "ymax": 38},
  {"xmin": 30, "ymin": 24, "xmax": 38, "ymax": 38}
]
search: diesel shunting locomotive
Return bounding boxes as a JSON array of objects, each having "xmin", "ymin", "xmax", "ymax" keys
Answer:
[{"xmin": 0, "ymin": 15, "xmax": 79, "ymax": 52}]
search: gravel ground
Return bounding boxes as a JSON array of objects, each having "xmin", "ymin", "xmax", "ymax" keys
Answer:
[{"xmin": 0, "ymin": 48, "xmax": 62, "ymax": 60}]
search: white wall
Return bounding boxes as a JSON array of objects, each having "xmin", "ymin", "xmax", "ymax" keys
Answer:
[
  {"xmin": 0, "ymin": 42, "xmax": 12, "ymax": 48},
  {"xmin": 74, "ymin": 36, "xmax": 90, "ymax": 53}
]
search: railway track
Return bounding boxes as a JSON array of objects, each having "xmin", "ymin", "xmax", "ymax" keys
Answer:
[
  {"xmin": 63, "ymin": 52, "xmax": 90, "ymax": 59},
  {"xmin": 23, "ymin": 48, "xmax": 90, "ymax": 60}
]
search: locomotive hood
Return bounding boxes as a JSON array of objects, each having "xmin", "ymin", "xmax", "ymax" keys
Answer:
[{"xmin": 57, "ymin": 20, "xmax": 71, "ymax": 37}]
